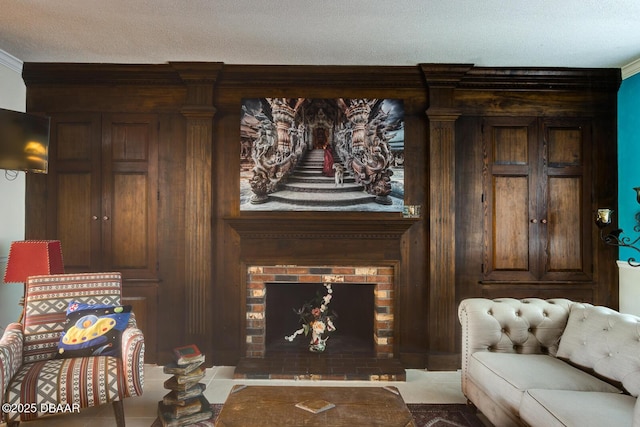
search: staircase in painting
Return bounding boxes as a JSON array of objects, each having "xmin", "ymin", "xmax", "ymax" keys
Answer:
[{"xmin": 270, "ymin": 149, "xmax": 374, "ymax": 207}]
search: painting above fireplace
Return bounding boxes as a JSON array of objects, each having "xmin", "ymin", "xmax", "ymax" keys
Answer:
[{"xmin": 240, "ymin": 98, "xmax": 405, "ymax": 211}]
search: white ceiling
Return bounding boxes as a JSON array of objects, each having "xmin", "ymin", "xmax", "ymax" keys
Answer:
[{"xmin": 1, "ymin": 0, "xmax": 640, "ymax": 75}]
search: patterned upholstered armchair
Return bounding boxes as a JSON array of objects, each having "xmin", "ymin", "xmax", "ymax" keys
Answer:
[{"xmin": 0, "ymin": 272, "xmax": 144, "ymax": 426}]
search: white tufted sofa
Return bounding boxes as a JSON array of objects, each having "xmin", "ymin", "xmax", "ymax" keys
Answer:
[{"xmin": 458, "ymin": 298, "xmax": 640, "ymax": 427}]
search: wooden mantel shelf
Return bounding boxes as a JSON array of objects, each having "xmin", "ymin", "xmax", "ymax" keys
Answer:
[{"xmin": 225, "ymin": 214, "xmax": 420, "ymax": 240}]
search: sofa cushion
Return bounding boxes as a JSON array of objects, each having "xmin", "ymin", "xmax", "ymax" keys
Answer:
[
  {"xmin": 520, "ymin": 389, "xmax": 635, "ymax": 427},
  {"xmin": 557, "ymin": 303, "xmax": 640, "ymax": 397},
  {"xmin": 468, "ymin": 352, "xmax": 621, "ymax": 413}
]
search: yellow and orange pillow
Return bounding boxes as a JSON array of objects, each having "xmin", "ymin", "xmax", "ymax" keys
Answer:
[{"xmin": 55, "ymin": 301, "xmax": 131, "ymax": 358}]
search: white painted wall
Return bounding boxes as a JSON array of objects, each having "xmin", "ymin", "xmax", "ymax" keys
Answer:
[
  {"xmin": 618, "ymin": 261, "xmax": 640, "ymax": 316},
  {"xmin": 0, "ymin": 50, "xmax": 27, "ymax": 331}
]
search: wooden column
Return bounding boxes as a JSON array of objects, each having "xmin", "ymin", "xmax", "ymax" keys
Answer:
[
  {"xmin": 420, "ymin": 64, "xmax": 470, "ymax": 369},
  {"xmin": 173, "ymin": 63, "xmax": 223, "ymax": 345}
]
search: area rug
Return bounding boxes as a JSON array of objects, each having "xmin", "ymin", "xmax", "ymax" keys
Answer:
[
  {"xmin": 152, "ymin": 403, "xmax": 485, "ymax": 426},
  {"xmin": 407, "ymin": 404, "xmax": 485, "ymax": 427}
]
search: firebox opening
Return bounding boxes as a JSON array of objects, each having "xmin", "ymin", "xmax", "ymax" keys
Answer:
[{"xmin": 265, "ymin": 282, "xmax": 375, "ymax": 355}]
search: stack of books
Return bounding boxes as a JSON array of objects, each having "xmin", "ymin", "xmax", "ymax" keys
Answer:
[{"xmin": 157, "ymin": 344, "xmax": 214, "ymax": 426}]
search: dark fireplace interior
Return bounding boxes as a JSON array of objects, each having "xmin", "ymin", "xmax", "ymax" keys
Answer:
[{"xmin": 265, "ymin": 282, "xmax": 375, "ymax": 355}]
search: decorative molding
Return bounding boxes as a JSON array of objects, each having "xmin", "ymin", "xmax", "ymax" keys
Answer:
[
  {"xmin": 179, "ymin": 65, "xmax": 221, "ymax": 337},
  {"xmin": 461, "ymin": 67, "xmax": 621, "ymax": 90},
  {"xmin": 420, "ymin": 63, "xmax": 473, "ymax": 88},
  {"xmin": 622, "ymin": 57, "xmax": 640, "ymax": 80},
  {"xmin": 428, "ymin": 119, "xmax": 457, "ymax": 350},
  {"xmin": 217, "ymin": 65, "xmax": 425, "ymax": 90},
  {"xmin": 22, "ymin": 63, "xmax": 184, "ymax": 85},
  {"xmin": 184, "ymin": 118, "xmax": 213, "ymax": 335},
  {"xmin": 421, "ymin": 64, "xmax": 622, "ymax": 91},
  {"xmin": 226, "ymin": 217, "xmax": 418, "ymax": 240},
  {"xmin": 0, "ymin": 49, "xmax": 22, "ymax": 73}
]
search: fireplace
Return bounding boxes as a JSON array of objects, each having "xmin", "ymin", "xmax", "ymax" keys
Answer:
[{"xmin": 236, "ymin": 265, "xmax": 405, "ymax": 380}]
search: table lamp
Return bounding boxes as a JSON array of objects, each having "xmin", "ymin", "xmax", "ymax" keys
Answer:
[{"xmin": 3, "ymin": 240, "xmax": 64, "ymax": 321}]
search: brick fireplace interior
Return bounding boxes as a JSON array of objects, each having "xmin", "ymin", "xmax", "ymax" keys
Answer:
[{"xmin": 234, "ymin": 265, "xmax": 406, "ymax": 380}]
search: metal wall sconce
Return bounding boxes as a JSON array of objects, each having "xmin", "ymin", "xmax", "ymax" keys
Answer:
[
  {"xmin": 595, "ymin": 187, "xmax": 640, "ymax": 267},
  {"xmin": 402, "ymin": 204, "xmax": 421, "ymax": 218}
]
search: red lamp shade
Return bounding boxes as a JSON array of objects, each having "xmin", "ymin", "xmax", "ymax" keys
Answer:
[{"xmin": 3, "ymin": 240, "xmax": 65, "ymax": 283}]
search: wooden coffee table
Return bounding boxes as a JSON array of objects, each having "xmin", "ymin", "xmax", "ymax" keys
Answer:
[{"xmin": 214, "ymin": 385, "xmax": 415, "ymax": 426}]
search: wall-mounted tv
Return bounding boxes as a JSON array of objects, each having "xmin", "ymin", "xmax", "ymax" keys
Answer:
[{"xmin": 0, "ymin": 108, "xmax": 50, "ymax": 174}]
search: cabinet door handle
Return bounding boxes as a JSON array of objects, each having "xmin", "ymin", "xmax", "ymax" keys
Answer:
[
  {"xmin": 91, "ymin": 215, "xmax": 99, "ymax": 220},
  {"xmin": 530, "ymin": 219, "xmax": 538, "ymax": 224},
  {"xmin": 541, "ymin": 219, "xmax": 548, "ymax": 224},
  {"xmin": 103, "ymin": 216, "xmax": 110, "ymax": 221}
]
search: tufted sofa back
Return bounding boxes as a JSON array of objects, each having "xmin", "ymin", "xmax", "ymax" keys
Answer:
[
  {"xmin": 557, "ymin": 303, "xmax": 640, "ymax": 397},
  {"xmin": 458, "ymin": 298, "xmax": 574, "ymax": 392}
]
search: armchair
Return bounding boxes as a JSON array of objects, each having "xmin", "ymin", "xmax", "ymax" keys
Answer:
[{"xmin": 0, "ymin": 272, "xmax": 144, "ymax": 426}]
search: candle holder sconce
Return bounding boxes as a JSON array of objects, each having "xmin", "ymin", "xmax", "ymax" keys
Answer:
[{"xmin": 595, "ymin": 187, "xmax": 640, "ymax": 267}]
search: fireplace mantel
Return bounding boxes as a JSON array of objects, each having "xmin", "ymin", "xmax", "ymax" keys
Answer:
[{"xmin": 225, "ymin": 214, "xmax": 419, "ymax": 240}]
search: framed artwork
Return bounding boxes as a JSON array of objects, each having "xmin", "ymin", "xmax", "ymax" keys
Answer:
[{"xmin": 240, "ymin": 98, "xmax": 404, "ymax": 212}]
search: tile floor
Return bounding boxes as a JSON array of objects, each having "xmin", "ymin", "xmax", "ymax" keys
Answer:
[{"xmin": 1, "ymin": 365, "xmax": 478, "ymax": 427}]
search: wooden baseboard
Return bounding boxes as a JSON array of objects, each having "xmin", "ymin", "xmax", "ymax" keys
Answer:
[
  {"xmin": 425, "ymin": 352, "xmax": 461, "ymax": 371},
  {"xmin": 398, "ymin": 352, "xmax": 426, "ymax": 369}
]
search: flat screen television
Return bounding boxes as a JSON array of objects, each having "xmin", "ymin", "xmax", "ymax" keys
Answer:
[{"xmin": 0, "ymin": 108, "xmax": 50, "ymax": 174}]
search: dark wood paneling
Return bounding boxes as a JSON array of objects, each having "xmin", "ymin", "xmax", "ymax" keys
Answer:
[
  {"xmin": 591, "ymin": 116, "xmax": 619, "ymax": 308},
  {"xmin": 102, "ymin": 114, "xmax": 159, "ymax": 280},
  {"xmin": 445, "ymin": 69, "xmax": 620, "ymax": 360},
  {"xmin": 211, "ymin": 66, "xmax": 430, "ymax": 366},
  {"xmin": 24, "ymin": 66, "xmax": 182, "ymax": 363},
  {"xmin": 23, "ymin": 62, "xmax": 620, "ymax": 370},
  {"xmin": 156, "ymin": 114, "xmax": 187, "ymax": 362},
  {"xmin": 122, "ymin": 281, "xmax": 158, "ymax": 363}
]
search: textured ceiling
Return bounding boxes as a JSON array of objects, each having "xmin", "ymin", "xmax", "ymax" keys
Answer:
[{"xmin": 1, "ymin": 0, "xmax": 640, "ymax": 70}]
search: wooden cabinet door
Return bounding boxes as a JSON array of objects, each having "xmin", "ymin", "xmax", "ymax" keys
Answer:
[
  {"xmin": 47, "ymin": 113, "xmax": 158, "ymax": 280},
  {"xmin": 482, "ymin": 117, "xmax": 593, "ymax": 283},
  {"xmin": 482, "ymin": 117, "xmax": 539, "ymax": 281},
  {"xmin": 538, "ymin": 118, "xmax": 592, "ymax": 281},
  {"xmin": 101, "ymin": 114, "xmax": 158, "ymax": 279},
  {"xmin": 48, "ymin": 113, "xmax": 102, "ymax": 273}
]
